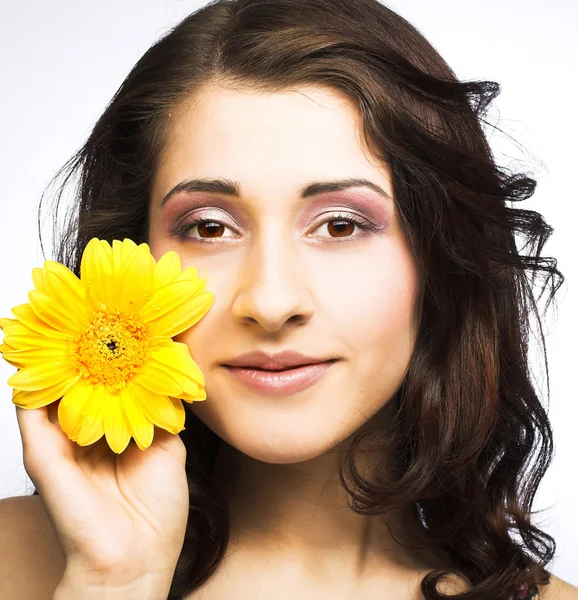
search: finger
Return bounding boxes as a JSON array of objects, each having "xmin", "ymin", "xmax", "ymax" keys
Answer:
[
  {"xmin": 15, "ymin": 404, "xmax": 71, "ymax": 495},
  {"xmin": 16, "ymin": 399, "xmax": 106, "ymax": 461},
  {"xmin": 150, "ymin": 427, "xmax": 187, "ymax": 467},
  {"xmin": 15, "ymin": 403, "xmax": 71, "ymax": 463},
  {"xmin": 14, "ymin": 404, "xmax": 108, "ymax": 548}
]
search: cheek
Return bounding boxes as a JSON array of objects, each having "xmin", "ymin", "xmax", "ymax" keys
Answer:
[
  {"xmin": 147, "ymin": 223, "xmax": 175, "ymax": 262},
  {"xmin": 311, "ymin": 243, "xmax": 420, "ymax": 352}
]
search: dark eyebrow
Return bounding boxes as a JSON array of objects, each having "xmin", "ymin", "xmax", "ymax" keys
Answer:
[{"xmin": 160, "ymin": 177, "xmax": 391, "ymax": 206}]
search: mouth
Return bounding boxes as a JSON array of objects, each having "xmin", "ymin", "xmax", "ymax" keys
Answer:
[{"xmin": 222, "ymin": 359, "xmax": 338, "ymax": 396}]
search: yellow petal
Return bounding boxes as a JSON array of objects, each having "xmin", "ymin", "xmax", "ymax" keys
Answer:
[
  {"xmin": 111, "ymin": 238, "xmax": 138, "ymax": 272},
  {"xmin": 32, "ymin": 268, "xmax": 47, "ymax": 293},
  {"xmin": 173, "ymin": 266, "xmax": 202, "ymax": 284},
  {"xmin": 119, "ymin": 386, "xmax": 154, "ymax": 451},
  {"xmin": 152, "ymin": 251, "xmax": 181, "ymax": 289},
  {"xmin": 58, "ymin": 378, "xmax": 94, "ymax": 439},
  {"xmin": 42, "ymin": 261, "xmax": 92, "ymax": 323},
  {"xmin": 167, "ymin": 397, "xmax": 186, "ymax": 432},
  {"xmin": 3, "ymin": 334, "xmax": 69, "ymax": 352},
  {"xmin": 13, "ymin": 375, "xmax": 79, "ymax": 410},
  {"xmin": 0, "ymin": 340, "xmax": 19, "ymax": 367},
  {"xmin": 146, "ymin": 361, "xmax": 204, "ymax": 399},
  {"xmin": 133, "ymin": 363, "xmax": 184, "ymax": 396},
  {"xmin": 1, "ymin": 347, "xmax": 70, "ymax": 369},
  {"xmin": 11, "ymin": 304, "xmax": 70, "ymax": 339},
  {"xmin": 81, "ymin": 238, "xmax": 117, "ymax": 309},
  {"xmin": 138, "ymin": 279, "xmax": 206, "ymax": 324},
  {"xmin": 115, "ymin": 242, "xmax": 155, "ymax": 314},
  {"xmin": 8, "ymin": 361, "xmax": 73, "ymax": 391},
  {"xmin": 2, "ymin": 356, "xmax": 23, "ymax": 369},
  {"xmin": 28, "ymin": 290, "xmax": 85, "ymax": 335},
  {"xmin": 126, "ymin": 381, "xmax": 183, "ymax": 434},
  {"xmin": 103, "ymin": 391, "xmax": 132, "ymax": 454},
  {"xmin": 180, "ymin": 388, "xmax": 206, "ymax": 403},
  {"xmin": 0, "ymin": 317, "xmax": 29, "ymax": 335},
  {"xmin": 149, "ymin": 340, "xmax": 205, "ymax": 391},
  {"xmin": 146, "ymin": 292, "xmax": 214, "ymax": 338},
  {"xmin": 73, "ymin": 383, "xmax": 107, "ymax": 446}
]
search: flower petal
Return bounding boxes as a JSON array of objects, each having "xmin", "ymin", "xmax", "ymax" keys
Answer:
[
  {"xmin": 2, "ymin": 356, "xmax": 22, "ymax": 369},
  {"xmin": 0, "ymin": 317, "xmax": 29, "ymax": 336},
  {"xmin": 103, "ymin": 391, "xmax": 132, "ymax": 454},
  {"xmin": 28, "ymin": 290, "xmax": 86, "ymax": 335},
  {"xmin": 43, "ymin": 261, "xmax": 92, "ymax": 323},
  {"xmin": 145, "ymin": 292, "xmax": 214, "ymax": 338},
  {"xmin": 81, "ymin": 238, "xmax": 117, "ymax": 310},
  {"xmin": 1, "ymin": 347, "xmax": 70, "ymax": 369},
  {"xmin": 133, "ymin": 363, "xmax": 184, "ymax": 396},
  {"xmin": 115, "ymin": 242, "xmax": 155, "ymax": 314},
  {"xmin": 139, "ymin": 279, "xmax": 205, "ymax": 324},
  {"xmin": 152, "ymin": 251, "xmax": 181, "ymax": 289},
  {"xmin": 11, "ymin": 304, "xmax": 70, "ymax": 339},
  {"xmin": 3, "ymin": 334, "xmax": 70, "ymax": 352},
  {"xmin": 119, "ymin": 386, "xmax": 154, "ymax": 451},
  {"xmin": 8, "ymin": 360, "xmax": 74, "ymax": 391},
  {"xmin": 180, "ymin": 388, "xmax": 207, "ymax": 403},
  {"xmin": 57, "ymin": 378, "xmax": 94, "ymax": 439},
  {"xmin": 167, "ymin": 397, "xmax": 186, "ymax": 432},
  {"xmin": 13, "ymin": 375, "xmax": 79, "ymax": 410},
  {"xmin": 73, "ymin": 383, "xmax": 107, "ymax": 446},
  {"xmin": 31, "ymin": 268, "xmax": 47, "ymax": 293},
  {"xmin": 173, "ymin": 266, "xmax": 202, "ymax": 284},
  {"xmin": 112, "ymin": 238, "xmax": 138, "ymax": 272},
  {"xmin": 0, "ymin": 342, "xmax": 21, "ymax": 368},
  {"xmin": 149, "ymin": 340, "xmax": 205, "ymax": 392},
  {"xmin": 126, "ymin": 381, "xmax": 183, "ymax": 434}
]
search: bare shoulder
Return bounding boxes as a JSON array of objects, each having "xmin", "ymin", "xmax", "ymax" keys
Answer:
[
  {"xmin": 0, "ymin": 494, "xmax": 66, "ymax": 600},
  {"xmin": 540, "ymin": 574, "xmax": 578, "ymax": 600}
]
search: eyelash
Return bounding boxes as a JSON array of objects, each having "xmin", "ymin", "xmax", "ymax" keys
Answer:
[{"xmin": 173, "ymin": 212, "xmax": 376, "ymax": 243}]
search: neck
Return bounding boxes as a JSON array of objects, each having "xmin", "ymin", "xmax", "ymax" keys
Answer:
[{"xmin": 209, "ymin": 416, "xmax": 444, "ymax": 583}]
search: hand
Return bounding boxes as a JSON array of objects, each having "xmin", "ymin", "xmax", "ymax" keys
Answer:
[{"xmin": 15, "ymin": 400, "xmax": 189, "ymax": 590}]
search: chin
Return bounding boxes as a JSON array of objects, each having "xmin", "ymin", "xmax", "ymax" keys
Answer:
[
  {"xmin": 188, "ymin": 400, "xmax": 351, "ymax": 465},
  {"xmin": 231, "ymin": 438, "xmax": 337, "ymax": 465}
]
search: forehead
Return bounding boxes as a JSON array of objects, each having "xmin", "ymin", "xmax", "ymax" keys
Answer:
[{"xmin": 152, "ymin": 84, "xmax": 391, "ymax": 203}]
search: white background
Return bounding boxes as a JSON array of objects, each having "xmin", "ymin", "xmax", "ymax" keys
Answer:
[{"xmin": 0, "ymin": 0, "xmax": 576, "ymax": 584}]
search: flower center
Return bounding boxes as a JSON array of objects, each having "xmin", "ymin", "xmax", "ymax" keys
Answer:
[{"xmin": 73, "ymin": 311, "xmax": 149, "ymax": 390}]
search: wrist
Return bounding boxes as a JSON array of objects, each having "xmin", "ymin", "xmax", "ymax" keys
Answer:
[{"xmin": 53, "ymin": 566, "xmax": 173, "ymax": 600}]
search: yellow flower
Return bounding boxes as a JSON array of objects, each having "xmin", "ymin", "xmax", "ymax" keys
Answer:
[{"xmin": 0, "ymin": 238, "xmax": 214, "ymax": 454}]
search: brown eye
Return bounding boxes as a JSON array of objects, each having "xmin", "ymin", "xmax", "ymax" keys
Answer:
[
  {"xmin": 198, "ymin": 222, "xmax": 226, "ymax": 237},
  {"xmin": 327, "ymin": 220, "xmax": 355, "ymax": 237}
]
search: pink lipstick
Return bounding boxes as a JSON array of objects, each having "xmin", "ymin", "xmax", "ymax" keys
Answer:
[{"xmin": 221, "ymin": 351, "xmax": 338, "ymax": 396}]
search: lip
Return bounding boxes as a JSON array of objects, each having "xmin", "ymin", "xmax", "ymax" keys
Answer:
[
  {"xmin": 222, "ymin": 360, "xmax": 338, "ymax": 396},
  {"xmin": 223, "ymin": 350, "xmax": 332, "ymax": 371}
]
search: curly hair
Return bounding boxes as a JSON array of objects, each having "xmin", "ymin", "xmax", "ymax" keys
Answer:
[{"xmin": 31, "ymin": 0, "xmax": 563, "ymax": 598}]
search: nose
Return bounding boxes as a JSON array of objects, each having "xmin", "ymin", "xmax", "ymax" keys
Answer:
[{"xmin": 231, "ymin": 231, "xmax": 314, "ymax": 332}]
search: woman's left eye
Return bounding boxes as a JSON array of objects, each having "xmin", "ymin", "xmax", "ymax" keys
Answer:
[{"xmin": 311, "ymin": 212, "xmax": 373, "ymax": 239}]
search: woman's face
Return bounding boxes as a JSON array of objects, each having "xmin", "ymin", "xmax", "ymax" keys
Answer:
[{"xmin": 148, "ymin": 84, "xmax": 421, "ymax": 464}]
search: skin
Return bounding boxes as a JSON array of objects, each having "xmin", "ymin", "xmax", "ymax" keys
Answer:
[{"xmin": 147, "ymin": 83, "xmax": 449, "ymax": 597}]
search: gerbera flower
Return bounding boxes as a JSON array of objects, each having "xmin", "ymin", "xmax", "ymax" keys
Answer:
[{"xmin": 0, "ymin": 238, "xmax": 214, "ymax": 454}]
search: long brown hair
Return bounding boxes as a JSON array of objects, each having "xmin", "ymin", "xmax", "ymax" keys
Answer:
[{"xmin": 33, "ymin": 1, "xmax": 562, "ymax": 597}]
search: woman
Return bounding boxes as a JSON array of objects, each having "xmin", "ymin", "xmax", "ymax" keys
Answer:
[{"xmin": 1, "ymin": 0, "xmax": 576, "ymax": 598}]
